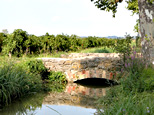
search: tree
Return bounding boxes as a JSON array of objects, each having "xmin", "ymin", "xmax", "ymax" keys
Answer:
[
  {"xmin": 2, "ymin": 29, "xmax": 29, "ymax": 57},
  {"xmin": 2, "ymin": 29, "xmax": 8, "ymax": 34},
  {"xmin": 0, "ymin": 33, "xmax": 6, "ymax": 52},
  {"xmin": 91, "ymin": 0, "xmax": 154, "ymax": 65}
]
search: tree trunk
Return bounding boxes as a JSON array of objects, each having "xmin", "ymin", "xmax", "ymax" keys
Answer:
[
  {"xmin": 9, "ymin": 51, "xmax": 12, "ymax": 58},
  {"xmin": 138, "ymin": 0, "xmax": 154, "ymax": 66},
  {"xmin": 25, "ymin": 47, "xmax": 29, "ymax": 55}
]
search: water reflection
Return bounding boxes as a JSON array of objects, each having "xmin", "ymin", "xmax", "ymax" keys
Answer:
[
  {"xmin": 0, "ymin": 92, "xmax": 46, "ymax": 115},
  {"xmin": 43, "ymin": 83, "xmax": 108, "ymax": 109},
  {"xmin": 0, "ymin": 83, "xmax": 109, "ymax": 115}
]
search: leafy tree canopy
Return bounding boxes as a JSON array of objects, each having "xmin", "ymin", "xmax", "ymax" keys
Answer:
[{"xmin": 91, "ymin": 0, "xmax": 138, "ymax": 17}]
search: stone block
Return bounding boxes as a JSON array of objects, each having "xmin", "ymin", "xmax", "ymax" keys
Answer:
[
  {"xmin": 89, "ymin": 70, "xmax": 96, "ymax": 78},
  {"xmin": 94, "ymin": 57, "xmax": 101, "ymax": 63},
  {"xmin": 102, "ymin": 70, "xmax": 106, "ymax": 78},
  {"xmin": 85, "ymin": 71, "xmax": 89, "ymax": 78},
  {"xmin": 88, "ymin": 62, "xmax": 98, "ymax": 68},
  {"xmin": 71, "ymin": 64, "xmax": 78, "ymax": 70},
  {"xmin": 45, "ymin": 62, "xmax": 53, "ymax": 66},
  {"xmin": 64, "ymin": 60, "xmax": 72, "ymax": 65},
  {"xmin": 80, "ymin": 60, "xmax": 87, "ymax": 64},
  {"xmin": 58, "ymin": 60, "xmax": 65, "ymax": 65},
  {"xmin": 79, "ymin": 64, "xmax": 88, "ymax": 69},
  {"xmin": 98, "ymin": 65, "xmax": 105, "ymax": 69},
  {"xmin": 104, "ymin": 63, "xmax": 112, "ymax": 68},
  {"xmin": 88, "ymin": 59, "xmax": 95, "ymax": 62},
  {"xmin": 82, "ymin": 70, "xmax": 86, "ymax": 74},
  {"xmin": 62, "ymin": 65, "xmax": 71, "ymax": 71}
]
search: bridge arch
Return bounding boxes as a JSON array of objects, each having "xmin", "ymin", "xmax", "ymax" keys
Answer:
[{"xmin": 38, "ymin": 53, "xmax": 122, "ymax": 82}]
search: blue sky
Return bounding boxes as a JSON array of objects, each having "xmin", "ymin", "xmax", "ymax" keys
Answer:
[{"xmin": 0, "ymin": 0, "xmax": 138, "ymax": 37}]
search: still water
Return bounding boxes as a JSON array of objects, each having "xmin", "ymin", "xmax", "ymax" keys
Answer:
[{"xmin": 0, "ymin": 81, "xmax": 109, "ymax": 115}]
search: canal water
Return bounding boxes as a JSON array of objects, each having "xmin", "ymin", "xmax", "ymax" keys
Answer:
[{"xmin": 0, "ymin": 80, "xmax": 110, "ymax": 115}]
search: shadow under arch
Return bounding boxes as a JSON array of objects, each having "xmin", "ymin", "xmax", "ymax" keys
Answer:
[{"xmin": 74, "ymin": 78, "xmax": 118, "ymax": 88}]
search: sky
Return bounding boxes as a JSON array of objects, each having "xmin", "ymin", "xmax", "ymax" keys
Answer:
[{"xmin": 0, "ymin": 0, "xmax": 138, "ymax": 37}]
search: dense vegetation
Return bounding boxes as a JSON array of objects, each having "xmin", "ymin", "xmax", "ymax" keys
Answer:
[
  {"xmin": 0, "ymin": 58, "xmax": 67, "ymax": 107},
  {"xmin": 0, "ymin": 29, "xmax": 135, "ymax": 57},
  {"xmin": 96, "ymin": 47, "xmax": 154, "ymax": 115}
]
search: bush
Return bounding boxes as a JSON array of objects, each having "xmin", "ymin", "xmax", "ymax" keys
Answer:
[
  {"xmin": 114, "ymin": 35, "xmax": 132, "ymax": 62},
  {"xmin": 48, "ymin": 71, "xmax": 67, "ymax": 84},
  {"xmin": 26, "ymin": 59, "xmax": 49, "ymax": 80}
]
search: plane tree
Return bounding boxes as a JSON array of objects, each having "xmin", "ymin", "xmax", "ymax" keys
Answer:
[{"xmin": 91, "ymin": 0, "xmax": 154, "ymax": 65}]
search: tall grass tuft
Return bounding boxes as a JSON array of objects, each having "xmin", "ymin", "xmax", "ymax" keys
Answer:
[{"xmin": 0, "ymin": 62, "xmax": 42, "ymax": 106}]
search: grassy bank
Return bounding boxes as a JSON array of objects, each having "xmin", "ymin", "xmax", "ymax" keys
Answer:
[
  {"xmin": 0, "ymin": 60, "xmax": 42, "ymax": 107},
  {"xmin": 0, "ymin": 57, "xmax": 67, "ymax": 107},
  {"xmin": 96, "ymin": 49, "xmax": 154, "ymax": 115}
]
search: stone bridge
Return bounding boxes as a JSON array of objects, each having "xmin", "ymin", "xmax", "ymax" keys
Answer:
[{"xmin": 38, "ymin": 53, "xmax": 122, "ymax": 82}]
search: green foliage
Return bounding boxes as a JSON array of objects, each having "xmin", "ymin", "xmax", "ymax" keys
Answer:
[
  {"xmin": 141, "ymin": 68, "xmax": 154, "ymax": 91},
  {"xmin": 46, "ymin": 82, "xmax": 67, "ymax": 92},
  {"xmin": 96, "ymin": 45, "xmax": 154, "ymax": 114},
  {"xmin": 147, "ymin": 0, "xmax": 154, "ymax": 5},
  {"xmin": 97, "ymin": 91, "xmax": 154, "ymax": 115},
  {"xmin": 2, "ymin": 29, "xmax": 29, "ymax": 57},
  {"xmin": 48, "ymin": 71, "xmax": 67, "ymax": 84},
  {"xmin": 0, "ymin": 62, "xmax": 42, "ymax": 106},
  {"xmin": 91, "ymin": 0, "xmax": 139, "ymax": 17},
  {"xmin": 120, "ymin": 72, "xmax": 146, "ymax": 93},
  {"xmin": 80, "ymin": 47, "xmax": 114, "ymax": 53},
  {"xmin": 91, "ymin": 0, "xmax": 121, "ymax": 17},
  {"xmin": 26, "ymin": 59, "xmax": 49, "ymax": 80},
  {"xmin": 0, "ymin": 29, "xmax": 139, "ymax": 57},
  {"xmin": 0, "ymin": 92, "xmax": 46, "ymax": 115},
  {"xmin": 123, "ymin": 51, "xmax": 145, "ymax": 74},
  {"xmin": 119, "ymin": 46, "xmax": 148, "ymax": 93},
  {"xmin": 1, "ymin": 29, "xmax": 128, "ymax": 57},
  {"xmin": 91, "ymin": 0, "xmax": 140, "ymax": 33},
  {"xmin": 126, "ymin": 0, "xmax": 139, "ymax": 15},
  {"xmin": 114, "ymin": 34, "xmax": 132, "ymax": 62},
  {"xmin": 2, "ymin": 34, "xmax": 16, "ymax": 56},
  {"xmin": 134, "ymin": 19, "xmax": 139, "ymax": 33},
  {"xmin": 0, "ymin": 33, "xmax": 6, "ymax": 50}
]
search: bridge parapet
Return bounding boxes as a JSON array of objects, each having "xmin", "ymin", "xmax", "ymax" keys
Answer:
[{"xmin": 38, "ymin": 53, "xmax": 122, "ymax": 82}]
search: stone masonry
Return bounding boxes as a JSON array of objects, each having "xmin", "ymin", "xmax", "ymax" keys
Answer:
[{"xmin": 38, "ymin": 53, "xmax": 122, "ymax": 82}]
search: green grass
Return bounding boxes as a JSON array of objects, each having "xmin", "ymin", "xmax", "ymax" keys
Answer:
[
  {"xmin": 34, "ymin": 47, "xmax": 115, "ymax": 58},
  {"xmin": 97, "ymin": 88, "xmax": 154, "ymax": 115},
  {"xmin": 77, "ymin": 47, "xmax": 115, "ymax": 53},
  {"xmin": 0, "ymin": 61, "xmax": 42, "ymax": 106},
  {"xmin": 96, "ymin": 65, "xmax": 154, "ymax": 115},
  {"xmin": 0, "ymin": 56, "xmax": 68, "ymax": 107},
  {"xmin": 25, "ymin": 51, "xmax": 69, "ymax": 58},
  {"xmin": 13, "ymin": 47, "xmax": 115, "ymax": 59}
]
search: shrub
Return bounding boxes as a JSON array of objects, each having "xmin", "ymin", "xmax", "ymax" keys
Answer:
[
  {"xmin": 114, "ymin": 35, "xmax": 132, "ymax": 62},
  {"xmin": 48, "ymin": 71, "xmax": 67, "ymax": 84},
  {"xmin": 26, "ymin": 59, "xmax": 49, "ymax": 80}
]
